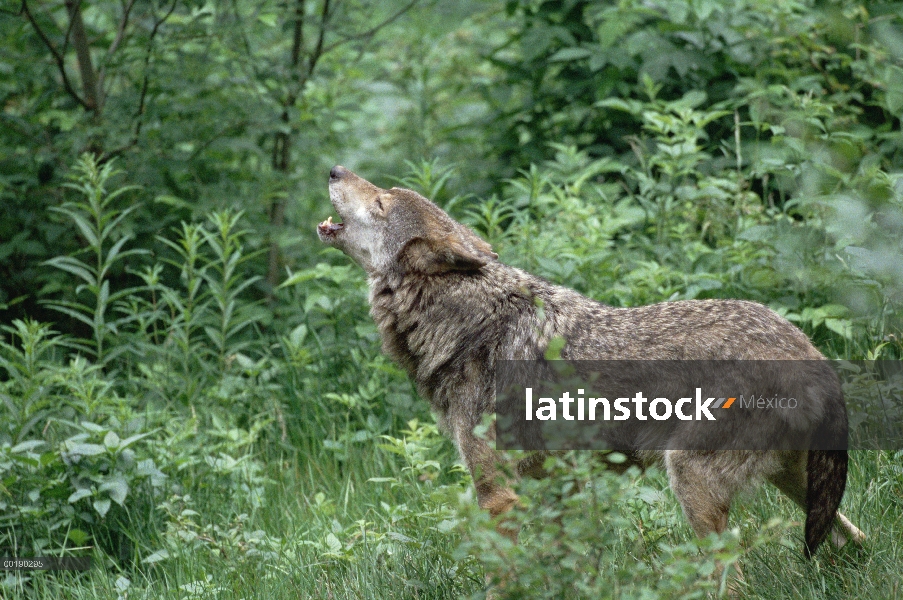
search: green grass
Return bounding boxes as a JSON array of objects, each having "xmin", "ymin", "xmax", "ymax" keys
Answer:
[
  {"xmin": 8, "ymin": 443, "xmax": 901, "ymax": 599},
  {"xmin": 736, "ymin": 451, "xmax": 902, "ymax": 600}
]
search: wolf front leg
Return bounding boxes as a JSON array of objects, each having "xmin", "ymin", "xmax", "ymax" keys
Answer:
[
  {"xmin": 452, "ymin": 418, "xmax": 519, "ymax": 536},
  {"xmin": 450, "ymin": 417, "xmax": 520, "ymax": 600}
]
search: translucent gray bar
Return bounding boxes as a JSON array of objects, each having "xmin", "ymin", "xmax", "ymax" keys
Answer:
[{"xmin": 494, "ymin": 360, "xmax": 903, "ymax": 451}]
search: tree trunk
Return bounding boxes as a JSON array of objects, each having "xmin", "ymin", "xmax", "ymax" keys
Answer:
[
  {"xmin": 66, "ymin": 0, "xmax": 101, "ymax": 116},
  {"xmin": 268, "ymin": 129, "xmax": 290, "ymax": 292},
  {"xmin": 266, "ymin": 0, "xmax": 307, "ymax": 297}
]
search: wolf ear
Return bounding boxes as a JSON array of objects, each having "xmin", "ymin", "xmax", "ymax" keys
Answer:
[{"xmin": 400, "ymin": 230, "xmax": 497, "ymax": 274}]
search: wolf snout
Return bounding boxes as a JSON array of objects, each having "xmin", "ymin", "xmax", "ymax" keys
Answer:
[{"xmin": 330, "ymin": 165, "xmax": 349, "ymax": 182}]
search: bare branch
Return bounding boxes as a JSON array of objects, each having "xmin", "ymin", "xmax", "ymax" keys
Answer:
[
  {"xmin": 273, "ymin": 0, "xmax": 305, "ymax": 109},
  {"xmin": 291, "ymin": 0, "xmax": 305, "ymax": 70},
  {"xmin": 322, "ymin": 0, "xmax": 419, "ymax": 54},
  {"xmin": 305, "ymin": 0, "xmax": 330, "ymax": 78},
  {"xmin": 60, "ymin": 0, "xmax": 77, "ymax": 55},
  {"xmin": 102, "ymin": 0, "xmax": 178, "ymax": 162},
  {"xmin": 65, "ymin": 0, "xmax": 100, "ymax": 112},
  {"xmin": 21, "ymin": 0, "xmax": 90, "ymax": 110},
  {"xmin": 275, "ymin": 0, "xmax": 307, "ymax": 162},
  {"xmin": 97, "ymin": 0, "xmax": 138, "ymax": 96}
]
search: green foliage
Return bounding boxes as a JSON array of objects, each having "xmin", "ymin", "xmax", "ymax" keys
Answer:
[
  {"xmin": 42, "ymin": 154, "xmax": 145, "ymax": 364},
  {"xmin": 461, "ymin": 92, "xmax": 903, "ymax": 354},
  {"xmin": 456, "ymin": 454, "xmax": 784, "ymax": 599},
  {"xmin": 0, "ymin": 154, "xmax": 279, "ymax": 585},
  {"xmin": 1, "ymin": 0, "xmax": 902, "ymax": 598},
  {"xmin": 488, "ymin": 0, "xmax": 903, "ymax": 183},
  {"xmin": 0, "ymin": 321, "xmax": 165, "ymax": 563}
]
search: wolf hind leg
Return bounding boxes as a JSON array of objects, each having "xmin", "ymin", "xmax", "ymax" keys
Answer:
[
  {"xmin": 767, "ymin": 452, "xmax": 865, "ymax": 549},
  {"xmin": 665, "ymin": 450, "xmax": 742, "ymax": 538},
  {"xmin": 665, "ymin": 450, "xmax": 745, "ymax": 596},
  {"xmin": 832, "ymin": 512, "xmax": 865, "ymax": 547}
]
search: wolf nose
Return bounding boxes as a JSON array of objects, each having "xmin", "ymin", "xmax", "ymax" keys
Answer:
[{"xmin": 330, "ymin": 165, "xmax": 348, "ymax": 181}]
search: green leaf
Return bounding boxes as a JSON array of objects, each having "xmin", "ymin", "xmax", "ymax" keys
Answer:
[
  {"xmin": 596, "ymin": 98, "xmax": 640, "ymax": 113},
  {"xmin": 66, "ymin": 443, "xmax": 105, "ymax": 457},
  {"xmin": 51, "ymin": 207, "xmax": 99, "ymax": 248},
  {"xmin": 104, "ymin": 235, "xmax": 133, "ymax": 268},
  {"xmin": 42, "ymin": 302, "xmax": 95, "ymax": 328},
  {"xmin": 67, "ymin": 529, "xmax": 90, "ymax": 545},
  {"xmin": 280, "ymin": 263, "xmax": 355, "ymax": 287},
  {"xmin": 93, "ymin": 498, "xmax": 112, "ymax": 517},
  {"xmin": 43, "ymin": 256, "xmax": 96, "ymax": 286},
  {"xmin": 289, "ymin": 324, "xmax": 308, "ymax": 346},
  {"xmin": 257, "ymin": 12, "xmax": 277, "ymax": 27},
  {"xmin": 142, "ymin": 550, "xmax": 169, "ymax": 564},
  {"xmin": 68, "ymin": 488, "xmax": 94, "ymax": 503},
  {"xmin": 11, "ymin": 440, "xmax": 46, "ymax": 454},
  {"xmin": 103, "ymin": 185, "xmax": 142, "ymax": 206},
  {"xmin": 884, "ymin": 65, "xmax": 903, "ymax": 115},
  {"xmin": 99, "ymin": 476, "xmax": 129, "ymax": 505},
  {"xmin": 103, "ymin": 431, "xmax": 120, "ymax": 449},
  {"xmin": 544, "ymin": 336, "xmax": 566, "ymax": 360},
  {"xmin": 436, "ymin": 519, "xmax": 459, "ymax": 533},
  {"xmin": 816, "ymin": 304, "xmax": 850, "ymax": 318},
  {"xmin": 548, "ymin": 47, "xmax": 591, "ymax": 62},
  {"xmin": 9, "ymin": 454, "xmax": 39, "ymax": 467},
  {"xmin": 98, "ymin": 279, "xmax": 110, "ymax": 314},
  {"xmin": 154, "ymin": 195, "xmax": 191, "ymax": 209},
  {"xmin": 119, "ymin": 432, "xmax": 152, "ymax": 449},
  {"xmin": 824, "ymin": 318, "xmax": 853, "ymax": 339},
  {"xmin": 675, "ymin": 90, "xmax": 707, "ymax": 109},
  {"xmin": 607, "ymin": 452, "xmax": 627, "ymax": 464}
]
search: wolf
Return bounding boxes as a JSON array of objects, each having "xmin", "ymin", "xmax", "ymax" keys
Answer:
[{"xmin": 316, "ymin": 165, "xmax": 865, "ymax": 559}]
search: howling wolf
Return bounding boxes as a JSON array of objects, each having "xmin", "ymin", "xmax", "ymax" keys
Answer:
[{"xmin": 317, "ymin": 165, "xmax": 864, "ymax": 558}]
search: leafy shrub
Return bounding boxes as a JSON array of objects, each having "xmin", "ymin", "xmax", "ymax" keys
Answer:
[
  {"xmin": 456, "ymin": 452, "xmax": 788, "ymax": 599},
  {"xmin": 0, "ymin": 156, "xmax": 279, "ymax": 578},
  {"xmin": 0, "ymin": 319, "xmax": 165, "ymax": 561},
  {"xmin": 488, "ymin": 0, "xmax": 903, "ymax": 182},
  {"xmin": 457, "ymin": 95, "xmax": 903, "ymax": 356}
]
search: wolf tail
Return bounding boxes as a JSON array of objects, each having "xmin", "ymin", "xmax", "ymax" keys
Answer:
[{"xmin": 804, "ymin": 393, "xmax": 848, "ymax": 558}]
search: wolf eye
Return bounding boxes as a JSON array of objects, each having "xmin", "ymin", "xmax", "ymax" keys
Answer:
[{"xmin": 374, "ymin": 196, "xmax": 384, "ymax": 213}]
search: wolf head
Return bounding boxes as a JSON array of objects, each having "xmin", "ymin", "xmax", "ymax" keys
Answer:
[{"xmin": 318, "ymin": 166, "xmax": 497, "ymax": 275}]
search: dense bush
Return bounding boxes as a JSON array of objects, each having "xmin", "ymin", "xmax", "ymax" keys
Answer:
[{"xmin": 487, "ymin": 0, "xmax": 903, "ymax": 175}]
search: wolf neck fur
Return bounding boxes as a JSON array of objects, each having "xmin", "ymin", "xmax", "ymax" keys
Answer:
[{"xmin": 367, "ymin": 263, "xmax": 539, "ymax": 414}]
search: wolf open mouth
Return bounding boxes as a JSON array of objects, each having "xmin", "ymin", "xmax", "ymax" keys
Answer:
[{"xmin": 317, "ymin": 215, "xmax": 344, "ymax": 238}]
